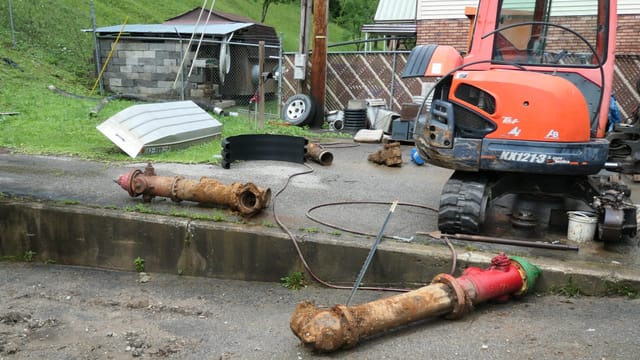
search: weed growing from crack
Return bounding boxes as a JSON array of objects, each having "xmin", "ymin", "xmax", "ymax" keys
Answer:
[
  {"xmin": 261, "ymin": 221, "xmax": 277, "ymax": 228},
  {"xmin": 551, "ymin": 278, "xmax": 584, "ymax": 297},
  {"xmin": 281, "ymin": 271, "xmax": 306, "ymax": 290},
  {"xmin": 605, "ymin": 281, "xmax": 639, "ymax": 299},
  {"xmin": 23, "ymin": 250, "xmax": 36, "ymax": 262},
  {"xmin": 133, "ymin": 257, "xmax": 145, "ymax": 273}
]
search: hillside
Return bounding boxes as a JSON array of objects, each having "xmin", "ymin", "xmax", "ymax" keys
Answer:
[
  {"xmin": 0, "ymin": 0, "xmax": 353, "ymax": 160},
  {"xmin": 0, "ymin": 0, "xmax": 350, "ymax": 84}
]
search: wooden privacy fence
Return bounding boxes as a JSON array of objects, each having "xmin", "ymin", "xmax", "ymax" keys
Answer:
[{"xmin": 282, "ymin": 52, "xmax": 640, "ymax": 120}]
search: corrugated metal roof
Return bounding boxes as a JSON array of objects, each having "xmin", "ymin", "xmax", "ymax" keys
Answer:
[
  {"xmin": 164, "ymin": 7, "xmax": 256, "ymax": 24},
  {"xmin": 375, "ymin": 0, "xmax": 417, "ymax": 22},
  {"xmin": 97, "ymin": 101, "xmax": 222, "ymax": 158},
  {"xmin": 90, "ymin": 23, "xmax": 252, "ymax": 36}
]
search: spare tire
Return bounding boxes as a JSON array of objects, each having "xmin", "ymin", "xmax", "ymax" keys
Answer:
[{"xmin": 282, "ymin": 94, "xmax": 316, "ymax": 126}]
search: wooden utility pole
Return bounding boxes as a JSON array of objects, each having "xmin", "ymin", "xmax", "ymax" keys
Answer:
[{"xmin": 310, "ymin": 0, "xmax": 328, "ymax": 128}]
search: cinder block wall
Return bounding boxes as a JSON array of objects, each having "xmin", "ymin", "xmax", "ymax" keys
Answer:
[{"xmin": 99, "ymin": 39, "xmax": 190, "ymax": 99}]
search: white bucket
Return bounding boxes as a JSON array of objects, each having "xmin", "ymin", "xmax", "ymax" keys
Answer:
[{"xmin": 567, "ymin": 211, "xmax": 598, "ymax": 242}]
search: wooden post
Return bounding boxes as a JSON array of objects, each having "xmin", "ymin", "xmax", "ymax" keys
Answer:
[
  {"xmin": 465, "ymin": 7, "xmax": 477, "ymax": 54},
  {"xmin": 310, "ymin": 0, "xmax": 328, "ymax": 128},
  {"xmin": 258, "ymin": 41, "xmax": 265, "ymax": 129}
]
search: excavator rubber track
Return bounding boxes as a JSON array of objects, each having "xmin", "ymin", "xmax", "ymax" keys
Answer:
[{"xmin": 438, "ymin": 172, "xmax": 490, "ymax": 234}]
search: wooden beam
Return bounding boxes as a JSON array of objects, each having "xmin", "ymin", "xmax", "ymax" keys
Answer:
[{"xmin": 310, "ymin": 0, "xmax": 328, "ymax": 128}]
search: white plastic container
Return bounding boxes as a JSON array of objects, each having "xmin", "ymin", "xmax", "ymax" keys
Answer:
[{"xmin": 566, "ymin": 211, "xmax": 598, "ymax": 242}]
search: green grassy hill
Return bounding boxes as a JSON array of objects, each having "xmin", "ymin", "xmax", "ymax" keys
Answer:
[
  {"xmin": 0, "ymin": 1, "xmax": 351, "ymax": 161},
  {"xmin": 0, "ymin": 0, "xmax": 350, "ymax": 84}
]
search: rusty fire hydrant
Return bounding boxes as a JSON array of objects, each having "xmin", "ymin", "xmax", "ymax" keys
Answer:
[
  {"xmin": 290, "ymin": 253, "xmax": 540, "ymax": 352},
  {"xmin": 116, "ymin": 163, "xmax": 271, "ymax": 216}
]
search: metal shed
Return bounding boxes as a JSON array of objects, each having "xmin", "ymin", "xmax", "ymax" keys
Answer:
[{"xmin": 87, "ymin": 8, "xmax": 280, "ymax": 101}]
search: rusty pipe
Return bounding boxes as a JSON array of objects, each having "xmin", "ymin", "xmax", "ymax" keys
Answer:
[
  {"xmin": 441, "ymin": 232, "xmax": 580, "ymax": 251},
  {"xmin": 306, "ymin": 143, "xmax": 333, "ymax": 166},
  {"xmin": 290, "ymin": 253, "xmax": 540, "ymax": 352},
  {"xmin": 116, "ymin": 163, "xmax": 271, "ymax": 216}
]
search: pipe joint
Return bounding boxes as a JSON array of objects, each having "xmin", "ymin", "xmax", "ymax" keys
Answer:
[
  {"xmin": 431, "ymin": 273, "xmax": 472, "ymax": 319},
  {"xmin": 306, "ymin": 143, "xmax": 334, "ymax": 166}
]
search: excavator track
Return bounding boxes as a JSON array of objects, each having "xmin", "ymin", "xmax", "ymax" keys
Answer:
[{"xmin": 438, "ymin": 172, "xmax": 490, "ymax": 234}]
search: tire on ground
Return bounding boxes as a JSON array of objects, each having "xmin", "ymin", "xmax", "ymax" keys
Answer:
[{"xmin": 282, "ymin": 94, "xmax": 316, "ymax": 126}]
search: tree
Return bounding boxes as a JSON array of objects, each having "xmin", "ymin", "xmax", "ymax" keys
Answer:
[
  {"xmin": 257, "ymin": 0, "xmax": 296, "ymax": 23},
  {"xmin": 335, "ymin": 0, "xmax": 376, "ymax": 49}
]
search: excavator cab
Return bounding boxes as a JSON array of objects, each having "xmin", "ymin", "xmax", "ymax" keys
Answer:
[{"xmin": 404, "ymin": 0, "xmax": 637, "ymax": 242}]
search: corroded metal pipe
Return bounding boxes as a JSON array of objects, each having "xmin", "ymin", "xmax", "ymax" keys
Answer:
[
  {"xmin": 116, "ymin": 163, "xmax": 271, "ymax": 216},
  {"xmin": 290, "ymin": 253, "xmax": 540, "ymax": 352},
  {"xmin": 306, "ymin": 143, "xmax": 333, "ymax": 166}
]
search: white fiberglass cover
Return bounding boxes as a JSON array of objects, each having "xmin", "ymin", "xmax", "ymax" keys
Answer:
[{"xmin": 97, "ymin": 100, "xmax": 222, "ymax": 158}]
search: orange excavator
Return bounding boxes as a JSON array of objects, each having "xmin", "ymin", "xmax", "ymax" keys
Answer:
[{"xmin": 404, "ymin": 0, "xmax": 638, "ymax": 241}]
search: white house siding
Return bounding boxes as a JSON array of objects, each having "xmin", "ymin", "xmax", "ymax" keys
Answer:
[
  {"xmin": 418, "ymin": 0, "xmax": 640, "ymax": 19},
  {"xmin": 418, "ymin": 0, "xmax": 478, "ymax": 20},
  {"xmin": 619, "ymin": 0, "xmax": 640, "ymax": 14}
]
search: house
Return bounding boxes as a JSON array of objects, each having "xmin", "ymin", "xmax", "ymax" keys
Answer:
[
  {"xmin": 364, "ymin": 0, "xmax": 639, "ymax": 54},
  {"xmin": 362, "ymin": 0, "xmax": 640, "ymax": 117},
  {"xmin": 414, "ymin": 0, "xmax": 640, "ymax": 55},
  {"xmin": 88, "ymin": 8, "xmax": 280, "ymax": 102}
]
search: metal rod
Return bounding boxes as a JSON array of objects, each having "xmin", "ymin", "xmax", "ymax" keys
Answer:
[
  {"xmin": 346, "ymin": 200, "xmax": 399, "ymax": 306},
  {"xmin": 8, "ymin": 0, "xmax": 16, "ymax": 48},
  {"xmin": 277, "ymin": 32, "xmax": 283, "ymax": 118},
  {"xmin": 443, "ymin": 233, "xmax": 579, "ymax": 251},
  {"xmin": 90, "ymin": 0, "xmax": 103, "ymax": 95}
]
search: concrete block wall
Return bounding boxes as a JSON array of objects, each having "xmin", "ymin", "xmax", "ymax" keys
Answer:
[{"xmin": 99, "ymin": 39, "xmax": 190, "ymax": 99}]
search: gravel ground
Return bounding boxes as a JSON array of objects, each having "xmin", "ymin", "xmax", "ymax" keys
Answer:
[{"xmin": 1, "ymin": 262, "xmax": 640, "ymax": 360}]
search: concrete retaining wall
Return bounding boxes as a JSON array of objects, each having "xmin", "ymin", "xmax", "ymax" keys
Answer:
[
  {"xmin": 0, "ymin": 201, "xmax": 454, "ymax": 287},
  {"xmin": 2, "ymin": 200, "xmax": 639, "ymax": 295}
]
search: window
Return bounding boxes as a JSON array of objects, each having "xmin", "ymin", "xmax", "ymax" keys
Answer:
[{"xmin": 492, "ymin": 0, "xmax": 605, "ymax": 66}]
